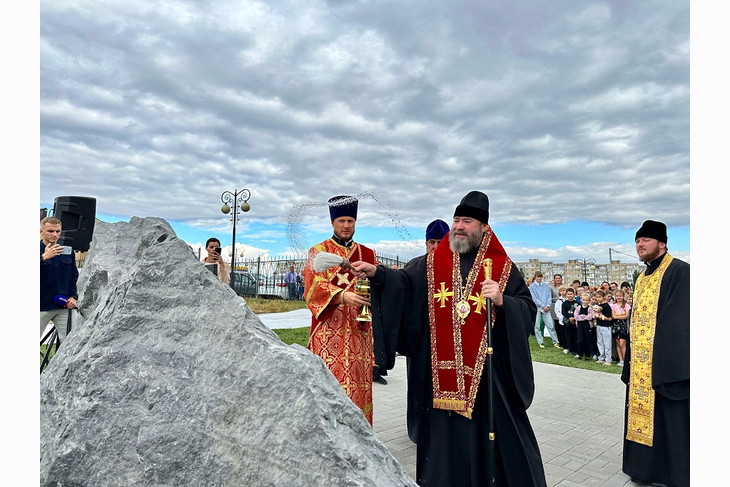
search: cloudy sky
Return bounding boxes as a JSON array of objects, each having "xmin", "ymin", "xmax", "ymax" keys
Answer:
[{"xmin": 39, "ymin": 0, "xmax": 692, "ymax": 265}]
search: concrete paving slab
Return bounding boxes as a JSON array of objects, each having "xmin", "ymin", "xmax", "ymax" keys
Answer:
[{"xmin": 372, "ymin": 355, "xmax": 648, "ymax": 487}]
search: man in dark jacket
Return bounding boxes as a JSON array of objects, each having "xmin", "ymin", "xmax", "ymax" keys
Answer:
[{"xmin": 40, "ymin": 217, "xmax": 79, "ymax": 342}]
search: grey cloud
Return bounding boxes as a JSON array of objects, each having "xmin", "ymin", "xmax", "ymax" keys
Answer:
[{"xmin": 41, "ymin": 0, "xmax": 689, "ymax": 234}]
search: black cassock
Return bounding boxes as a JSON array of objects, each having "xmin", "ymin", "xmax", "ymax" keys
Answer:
[
  {"xmin": 621, "ymin": 254, "xmax": 690, "ymax": 487},
  {"xmin": 370, "ymin": 248, "xmax": 547, "ymax": 487}
]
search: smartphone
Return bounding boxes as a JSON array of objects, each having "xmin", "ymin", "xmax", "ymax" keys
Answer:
[
  {"xmin": 205, "ymin": 263, "xmax": 218, "ymax": 276},
  {"xmin": 61, "ymin": 246, "xmax": 73, "ymax": 255},
  {"xmin": 214, "ymin": 247, "xmax": 222, "ymax": 255}
]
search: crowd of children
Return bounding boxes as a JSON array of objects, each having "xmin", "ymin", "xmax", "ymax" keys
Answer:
[{"xmin": 542, "ymin": 276, "xmax": 633, "ymax": 367}]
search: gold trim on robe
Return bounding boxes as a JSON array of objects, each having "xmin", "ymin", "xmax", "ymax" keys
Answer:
[
  {"xmin": 428, "ymin": 227, "xmax": 511, "ymax": 419},
  {"xmin": 303, "ymin": 239, "xmax": 377, "ymax": 424},
  {"xmin": 626, "ymin": 253, "xmax": 673, "ymax": 446}
]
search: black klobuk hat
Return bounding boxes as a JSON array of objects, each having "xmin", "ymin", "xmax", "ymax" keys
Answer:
[{"xmin": 454, "ymin": 191, "xmax": 489, "ymax": 224}]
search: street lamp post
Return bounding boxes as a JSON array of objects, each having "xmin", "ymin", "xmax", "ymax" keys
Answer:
[
  {"xmin": 577, "ymin": 258, "xmax": 596, "ymax": 285},
  {"xmin": 221, "ymin": 188, "xmax": 251, "ymax": 286},
  {"xmin": 608, "ymin": 248, "xmax": 613, "ymax": 283}
]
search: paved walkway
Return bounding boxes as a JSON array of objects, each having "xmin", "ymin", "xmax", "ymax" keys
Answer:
[
  {"xmin": 373, "ymin": 355, "xmax": 645, "ymax": 487},
  {"xmin": 256, "ymin": 308, "xmax": 311, "ymax": 329},
  {"xmin": 259, "ymin": 310, "xmax": 646, "ymax": 487}
]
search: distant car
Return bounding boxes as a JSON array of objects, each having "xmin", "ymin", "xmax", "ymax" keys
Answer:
[
  {"xmin": 231, "ymin": 271, "xmax": 259, "ymax": 296},
  {"xmin": 260, "ymin": 279, "xmax": 289, "ymax": 299},
  {"xmin": 231, "ymin": 271, "xmax": 288, "ymax": 299}
]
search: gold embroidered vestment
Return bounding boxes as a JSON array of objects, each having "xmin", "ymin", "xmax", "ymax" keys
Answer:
[
  {"xmin": 304, "ymin": 239, "xmax": 377, "ymax": 424},
  {"xmin": 626, "ymin": 253, "xmax": 674, "ymax": 446}
]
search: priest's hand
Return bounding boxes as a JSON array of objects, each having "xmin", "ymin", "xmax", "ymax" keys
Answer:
[
  {"xmin": 343, "ymin": 290, "xmax": 370, "ymax": 307},
  {"xmin": 481, "ymin": 279, "xmax": 503, "ymax": 307},
  {"xmin": 351, "ymin": 261, "xmax": 376, "ymax": 278}
]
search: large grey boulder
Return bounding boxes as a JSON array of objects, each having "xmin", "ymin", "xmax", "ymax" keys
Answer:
[{"xmin": 40, "ymin": 217, "xmax": 415, "ymax": 486}]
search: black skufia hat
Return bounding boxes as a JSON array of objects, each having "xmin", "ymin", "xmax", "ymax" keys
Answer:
[
  {"xmin": 635, "ymin": 220, "xmax": 667, "ymax": 243},
  {"xmin": 454, "ymin": 191, "xmax": 489, "ymax": 224}
]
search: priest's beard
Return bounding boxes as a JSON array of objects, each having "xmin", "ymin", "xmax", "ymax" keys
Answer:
[{"xmin": 449, "ymin": 227, "xmax": 483, "ymax": 254}]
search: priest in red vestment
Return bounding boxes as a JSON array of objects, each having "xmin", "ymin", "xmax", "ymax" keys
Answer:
[
  {"xmin": 353, "ymin": 191, "xmax": 547, "ymax": 487},
  {"xmin": 303, "ymin": 195, "xmax": 379, "ymax": 424}
]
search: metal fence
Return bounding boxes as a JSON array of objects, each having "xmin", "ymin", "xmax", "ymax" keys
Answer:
[
  {"xmin": 231, "ymin": 253, "xmax": 407, "ymax": 299},
  {"xmin": 75, "ymin": 250, "xmax": 408, "ymax": 300},
  {"xmin": 235, "ymin": 253, "xmax": 407, "ymax": 299},
  {"xmin": 237, "ymin": 253, "xmax": 406, "ymax": 277}
]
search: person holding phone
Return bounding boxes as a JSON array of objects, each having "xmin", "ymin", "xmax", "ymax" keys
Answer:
[
  {"xmin": 202, "ymin": 237, "xmax": 230, "ymax": 284},
  {"xmin": 40, "ymin": 216, "xmax": 79, "ymax": 342}
]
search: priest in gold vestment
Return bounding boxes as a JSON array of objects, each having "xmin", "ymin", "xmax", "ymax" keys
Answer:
[
  {"xmin": 622, "ymin": 220, "xmax": 689, "ymax": 487},
  {"xmin": 303, "ymin": 196, "xmax": 379, "ymax": 424}
]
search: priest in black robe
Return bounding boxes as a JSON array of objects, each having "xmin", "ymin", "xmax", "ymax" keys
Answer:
[
  {"xmin": 621, "ymin": 220, "xmax": 690, "ymax": 487},
  {"xmin": 353, "ymin": 191, "xmax": 547, "ymax": 487}
]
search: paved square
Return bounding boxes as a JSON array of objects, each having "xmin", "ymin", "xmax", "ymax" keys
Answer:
[{"xmin": 373, "ymin": 355, "xmax": 644, "ymax": 487}]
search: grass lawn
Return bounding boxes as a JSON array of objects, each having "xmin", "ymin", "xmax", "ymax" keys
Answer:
[
  {"xmin": 245, "ymin": 297, "xmax": 308, "ymax": 314},
  {"xmin": 40, "ymin": 344, "xmax": 58, "ymax": 370},
  {"xmin": 527, "ymin": 336, "xmax": 622, "ymax": 374},
  {"xmin": 272, "ymin": 327, "xmax": 310, "ymax": 348}
]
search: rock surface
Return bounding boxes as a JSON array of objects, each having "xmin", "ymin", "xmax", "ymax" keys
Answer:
[{"xmin": 40, "ymin": 217, "xmax": 415, "ymax": 486}]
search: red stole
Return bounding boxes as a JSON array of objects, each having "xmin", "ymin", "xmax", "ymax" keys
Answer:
[{"xmin": 428, "ymin": 227, "xmax": 512, "ymax": 419}]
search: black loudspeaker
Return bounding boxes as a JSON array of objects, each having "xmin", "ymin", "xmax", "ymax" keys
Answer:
[{"xmin": 53, "ymin": 196, "xmax": 97, "ymax": 251}]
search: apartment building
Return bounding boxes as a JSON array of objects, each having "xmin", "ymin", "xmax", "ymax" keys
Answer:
[{"xmin": 516, "ymin": 258, "xmax": 642, "ymax": 288}]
